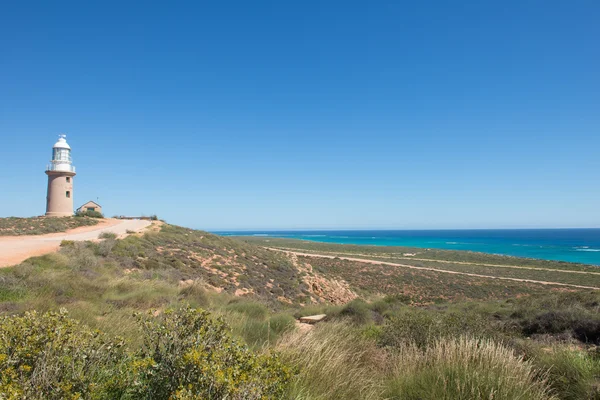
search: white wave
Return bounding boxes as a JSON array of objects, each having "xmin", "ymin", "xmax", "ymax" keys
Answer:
[{"xmin": 575, "ymin": 248, "xmax": 600, "ymax": 252}]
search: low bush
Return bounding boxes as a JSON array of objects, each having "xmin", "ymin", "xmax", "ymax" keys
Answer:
[
  {"xmin": 0, "ymin": 309, "xmax": 128, "ymax": 399},
  {"xmin": 0, "ymin": 307, "xmax": 292, "ymax": 399},
  {"xmin": 0, "ymin": 216, "xmax": 98, "ymax": 236},
  {"xmin": 76, "ymin": 210, "xmax": 104, "ymax": 218},
  {"xmin": 179, "ymin": 282, "xmax": 210, "ymax": 308},
  {"xmin": 512, "ymin": 292, "xmax": 600, "ymax": 344},
  {"xmin": 519, "ymin": 310, "xmax": 600, "ymax": 344},
  {"xmin": 339, "ymin": 298, "xmax": 372, "ymax": 325},
  {"xmin": 99, "ymin": 232, "xmax": 117, "ymax": 240},
  {"xmin": 63, "ymin": 244, "xmax": 100, "ymax": 270},
  {"xmin": 379, "ymin": 307, "xmax": 492, "ymax": 349},
  {"xmin": 133, "ymin": 306, "xmax": 292, "ymax": 399},
  {"xmin": 520, "ymin": 343, "xmax": 600, "ymax": 400}
]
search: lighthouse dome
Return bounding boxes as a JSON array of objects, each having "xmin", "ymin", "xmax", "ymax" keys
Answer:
[
  {"xmin": 48, "ymin": 134, "xmax": 74, "ymax": 172},
  {"xmin": 53, "ymin": 134, "xmax": 71, "ymax": 150}
]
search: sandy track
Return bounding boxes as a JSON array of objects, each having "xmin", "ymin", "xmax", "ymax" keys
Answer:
[
  {"xmin": 0, "ymin": 219, "xmax": 151, "ymax": 268},
  {"xmin": 267, "ymin": 248, "xmax": 600, "ymax": 291},
  {"xmin": 270, "ymin": 247, "xmax": 600, "ymax": 276}
]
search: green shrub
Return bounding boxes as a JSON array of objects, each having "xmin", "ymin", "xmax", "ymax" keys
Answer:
[
  {"xmin": 512, "ymin": 292, "xmax": 600, "ymax": 344},
  {"xmin": 521, "ymin": 344, "xmax": 600, "ymax": 400},
  {"xmin": 370, "ymin": 298, "xmax": 391, "ymax": 315},
  {"xmin": 0, "ymin": 309, "xmax": 128, "ymax": 399},
  {"xmin": 339, "ymin": 299, "xmax": 372, "ymax": 325},
  {"xmin": 0, "ymin": 308, "xmax": 292, "ymax": 399},
  {"xmin": 99, "ymin": 232, "xmax": 118, "ymax": 240},
  {"xmin": 379, "ymin": 307, "xmax": 492, "ymax": 349},
  {"xmin": 132, "ymin": 306, "xmax": 291, "ymax": 399},
  {"xmin": 76, "ymin": 210, "xmax": 104, "ymax": 218},
  {"xmin": 0, "ymin": 216, "xmax": 100, "ymax": 236},
  {"xmin": 384, "ymin": 337, "xmax": 555, "ymax": 400},
  {"xmin": 520, "ymin": 310, "xmax": 600, "ymax": 344},
  {"xmin": 97, "ymin": 237, "xmax": 117, "ymax": 257},
  {"xmin": 63, "ymin": 244, "xmax": 100, "ymax": 270},
  {"xmin": 179, "ymin": 282, "xmax": 210, "ymax": 308}
]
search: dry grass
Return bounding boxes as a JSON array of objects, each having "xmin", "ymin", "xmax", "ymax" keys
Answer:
[
  {"xmin": 385, "ymin": 337, "xmax": 556, "ymax": 400},
  {"xmin": 275, "ymin": 323, "xmax": 559, "ymax": 400},
  {"xmin": 276, "ymin": 321, "xmax": 384, "ymax": 400}
]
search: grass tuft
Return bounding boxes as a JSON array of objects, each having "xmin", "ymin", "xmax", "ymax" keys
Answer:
[
  {"xmin": 277, "ymin": 321, "xmax": 384, "ymax": 400},
  {"xmin": 384, "ymin": 336, "xmax": 556, "ymax": 400}
]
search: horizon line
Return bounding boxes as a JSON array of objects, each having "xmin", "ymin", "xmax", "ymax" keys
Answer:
[{"xmin": 207, "ymin": 226, "xmax": 600, "ymax": 232}]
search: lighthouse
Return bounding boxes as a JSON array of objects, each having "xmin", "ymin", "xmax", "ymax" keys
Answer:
[{"xmin": 45, "ymin": 134, "xmax": 76, "ymax": 217}]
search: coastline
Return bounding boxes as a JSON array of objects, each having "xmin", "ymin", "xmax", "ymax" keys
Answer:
[{"xmin": 217, "ymin": 229, "xmax": 600, "ymax": 266}]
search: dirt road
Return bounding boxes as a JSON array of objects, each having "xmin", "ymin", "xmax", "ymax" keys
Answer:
[
  {"xmin": 0, "ymin": 219, "xmax": 151, "ymax": 268},
  {"xmin": 270, "ymin": 246, "xmax": 600, "ymax": 276},
  {"xmin": 267, "ymin": 248, "xmax": 600, "ymax": 291}
]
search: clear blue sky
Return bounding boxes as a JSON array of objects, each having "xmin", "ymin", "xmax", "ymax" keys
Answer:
[{"xmin": 1, "ymin": 1, "xmax": 598, "ymax": 230}]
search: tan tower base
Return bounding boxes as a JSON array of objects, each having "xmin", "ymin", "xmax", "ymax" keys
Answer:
[{"xmin": 45, "ymin": 171, "xmax": 76, "ymax": 217}]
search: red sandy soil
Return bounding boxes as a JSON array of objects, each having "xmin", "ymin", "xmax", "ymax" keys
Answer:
[{"xmin": 0, "ymin": 219, "xmax": 149, "ymax": 268}]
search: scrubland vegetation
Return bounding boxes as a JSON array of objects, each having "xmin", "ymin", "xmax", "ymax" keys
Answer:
[
  {"xmin": 0, "ymin": 216, "xmax": 98, "ymax": 236},
  {"xmin": 1, "ymin": 224, "xmax": 599, "ymax": 398},
  {"xmin": 243, "ymin": 237, "xmax": 600, "ymax": 272},
  {"xmin": 75, "ymin": 210, "xmax": 104, "ymax": 218}
]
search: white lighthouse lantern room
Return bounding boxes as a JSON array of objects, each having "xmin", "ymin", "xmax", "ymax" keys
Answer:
[{"xmin": 45, "ymin": 134, "xmax": 76, "ymax": 217}]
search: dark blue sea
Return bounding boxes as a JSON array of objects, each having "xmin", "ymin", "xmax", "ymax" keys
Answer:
[{"xmin": 215, "ymin": 229, "xmax": 600, "ymax": 266}]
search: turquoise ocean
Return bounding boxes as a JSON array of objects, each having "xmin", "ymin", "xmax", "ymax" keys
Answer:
[{"xmin": 215, "ymin": 229, "xmax": 600, "ymax": 266}]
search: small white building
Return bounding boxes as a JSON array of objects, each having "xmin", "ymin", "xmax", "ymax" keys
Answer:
[{"xmin": 77, "ymin": 201, "xmax": 102, "ymax": 214}]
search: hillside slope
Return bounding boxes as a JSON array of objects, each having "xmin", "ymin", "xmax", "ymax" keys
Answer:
[
  {"xmin": 0, "ymin": 216, "xmax": 98, "ymax": 236},
  {"xmin": 110, "ymin": 224, "xmax": 356, "ymax": 304},
  {"xmin": 0, "ymin": 224, "xmax": 355, "ymax": 316},
  {"xmin": 2, "ymin": 223, "xmax": 600, "ymax": 399}
]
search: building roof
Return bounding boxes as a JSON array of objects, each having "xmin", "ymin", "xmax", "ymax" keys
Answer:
[{"xmin": 78, "ymin": 200, "xmax": 102, "ymax": 209}]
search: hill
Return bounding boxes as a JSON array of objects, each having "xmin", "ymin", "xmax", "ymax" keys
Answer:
[
  {"xmin": 0, "ymin": 216, "xmax": 99, "ymax": 236},
  {"xmin": 1, "ymin": 223, "xmax": 599, "ymax": 399}
]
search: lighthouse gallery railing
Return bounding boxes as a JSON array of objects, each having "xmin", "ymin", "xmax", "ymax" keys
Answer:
[{"xmin": 46, "ymin": 164, "xmax": 76, "ymax": 173}]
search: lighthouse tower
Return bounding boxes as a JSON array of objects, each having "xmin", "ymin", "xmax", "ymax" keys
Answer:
[{"xmin": 45, "ymin": 135, "xmax": 76, "ymax": 217}]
